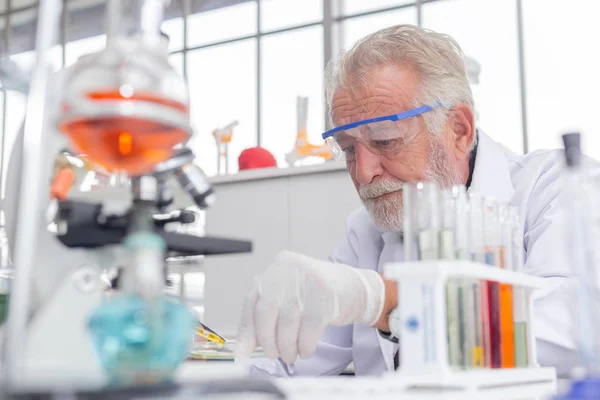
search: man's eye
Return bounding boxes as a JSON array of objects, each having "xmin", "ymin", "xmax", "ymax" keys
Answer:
[
  {"xmin": 342, "ymin": 144, "xmax": 356, "ymax": 154},
  {"xmin": 372, "ymin": 139, "xmax": 398, "ymax": 149}
]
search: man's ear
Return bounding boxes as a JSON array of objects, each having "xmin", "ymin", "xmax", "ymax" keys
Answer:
[{"xmin": 450, "ymin": 103, "xmax": 475, "ymax": 160}]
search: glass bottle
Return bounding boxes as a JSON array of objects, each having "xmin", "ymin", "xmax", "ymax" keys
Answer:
[{"xmin": 57, "ymin": 0, "xmax": 192, "ymax": 177}]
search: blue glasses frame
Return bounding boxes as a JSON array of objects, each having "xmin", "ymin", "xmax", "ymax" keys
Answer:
[{"xmin": 322, "ymin": 103, "xmax": 442, "ymax": 140}]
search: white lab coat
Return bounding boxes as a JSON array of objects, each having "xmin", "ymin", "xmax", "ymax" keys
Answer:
[{"xmin": 249, "ymin": 131, "xmax": 578, "ymax": 377}]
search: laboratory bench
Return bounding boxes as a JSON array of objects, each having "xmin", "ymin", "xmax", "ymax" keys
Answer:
[
  {"xmin": 175, "ymin": 360, "xmax": 562, "ymax": 400},
  {"xmin": 2, "ymin": 359, "xmax": 566, "ymax": 399}
]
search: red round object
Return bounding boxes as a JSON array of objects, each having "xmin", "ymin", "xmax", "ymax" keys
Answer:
[{"xmin": 238, "ymin": 147, "xmax": 277, "ymax": 170}]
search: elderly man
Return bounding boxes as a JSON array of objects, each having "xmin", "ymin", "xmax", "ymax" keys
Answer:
[{"xmin": 235, "ymin": 24, "xmax": 575, "ymax": 376}]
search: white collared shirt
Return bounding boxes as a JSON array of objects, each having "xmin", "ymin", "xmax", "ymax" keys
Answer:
[{"xmin": 250, "ymin": 131, "xmax": 579, "ymax": 377}]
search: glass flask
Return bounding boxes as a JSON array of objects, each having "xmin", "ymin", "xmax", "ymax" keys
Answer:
[
  {"xmin": 88, "ymin": 230, "xmax": 196, "ymax": 385},
  {"xmin": 88, "ymin": 294, "xmax": 196, "ymax": 385},
  {"xmin": 57, "ymin": 0, "xmax": 192, "ymax": 176}
]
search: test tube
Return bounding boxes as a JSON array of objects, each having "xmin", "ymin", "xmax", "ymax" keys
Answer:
[
  {"xmin": 416, "ymin": 182, "xmax": 441, "ymax": 261},
  {"xmin": 440, "ymin": 189, "xmax": 456, "ymax": 260},
  {"xmin": 441, "ymin": 189, "xmax": 462, "ymax": 368},
  {"xmin": 509, "ymin": 206, "xmax": 528, "ymax": 368},
  {"xmin": 403, "ymin": 182, "xmax": 418, "ymax": 262},
  {"xmin": 453, "ymin": 186, "xmax": 481, "ymax": 369},
  {"xmin": 483, "ymin": 198, "xmax": 502, "ymax": 368},
  {"xmin": 499, "ymin": 204, "xmax": 516, "ymax": 368},
  {"xmin": 469, "ymin": 193, "xmax": 490, "ymax": 368}
]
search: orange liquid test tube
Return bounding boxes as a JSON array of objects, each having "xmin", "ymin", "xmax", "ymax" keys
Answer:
[
  {"xmin": 499, "ymin": 208, "xmax": 516, "ymax": 368},
  {"xmin": 499, "ymin": 281, "xmax": 515, "ymax": 368}
]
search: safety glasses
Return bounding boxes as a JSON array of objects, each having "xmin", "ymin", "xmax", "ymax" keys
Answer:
[{"xmin": 322, "ymin": 103, "xmax": 442, "ymax": 161}]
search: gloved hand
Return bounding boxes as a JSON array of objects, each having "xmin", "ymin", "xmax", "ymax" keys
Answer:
[{"xmin": 235, "ymin": 250, "xmax": 385, "ymax": 365}]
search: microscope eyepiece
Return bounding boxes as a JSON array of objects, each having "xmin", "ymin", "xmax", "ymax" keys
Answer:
[{"xmin": 174, "ymin": 163, "xmax": 216, "ymax": 210}]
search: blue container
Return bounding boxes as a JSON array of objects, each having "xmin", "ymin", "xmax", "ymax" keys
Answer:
[
  {"xmin": 88, "ymin": 294, "xmax": 197, "ymax": 385},
  {"xmin": 555, "ymin": 378, "xmax": 600, "ymax": 400}
]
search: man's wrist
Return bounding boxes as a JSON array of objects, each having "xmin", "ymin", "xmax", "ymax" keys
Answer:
[
  {"xmin": 354, "ymin": 269, "xmax": 387, "ymax": 326},
  {"xmin": 374, "ymin": 277, "xmax": 398, "ymax": 331}
]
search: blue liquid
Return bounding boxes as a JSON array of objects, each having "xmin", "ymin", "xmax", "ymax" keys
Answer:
[
  {"xmin": 555, "ymin": 378, "xmax": 600, "ymax": 399},
  {"xmin": 88, "ymin": 295, "xmax": 197, "ymax": 385}
]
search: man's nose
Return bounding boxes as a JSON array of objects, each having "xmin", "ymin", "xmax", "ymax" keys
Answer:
[{"xmin": 354, "ymin": 142, "xmax": 384, "ymax": 185}]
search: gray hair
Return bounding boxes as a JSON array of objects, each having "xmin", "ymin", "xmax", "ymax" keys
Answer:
[{"xmin": 325, "ymin": 24, "xmax": 476, "ymax": 147}]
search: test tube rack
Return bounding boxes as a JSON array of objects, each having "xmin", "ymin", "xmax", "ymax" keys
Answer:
[{"xmin": 383, "ymin": 260, "xmax": 557, "ymax": 391}]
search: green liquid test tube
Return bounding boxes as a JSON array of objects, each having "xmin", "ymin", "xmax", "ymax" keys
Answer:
[
  {"xmin": 441, "ymin": 189, "xmax": 462, "ymax": 368},
  {"xmin": 509, "ymin": 207, "xmax": 528, "ymax": 367},
  {"xmin": 514, "ymin": 320, "xmax": 528, "ymax": 367},
  {"xmin": 470, "ymin": 193, "xmax": 489, "ymax": 368},
  {"xmin": 455, "ymin": 248, "xmax": 473, "ymax": 368}
]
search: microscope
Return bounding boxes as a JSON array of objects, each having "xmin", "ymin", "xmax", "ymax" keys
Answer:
[{"xmin": 0, "ymin": 0, "xmax": 284, "ymax": 397}]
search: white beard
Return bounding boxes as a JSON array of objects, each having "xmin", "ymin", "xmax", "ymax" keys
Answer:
[{"xmin": 359, "ymin": 138, "xmax": 463, "ymax": 232}]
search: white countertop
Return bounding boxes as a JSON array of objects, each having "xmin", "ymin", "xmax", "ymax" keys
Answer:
[
  {"xmin": 176, "ymin": 362, "xmax": 559, "ymax": 400},
  {"xmin": 209, "ymin": 161, "xmax": 348, "ymax": 185}
]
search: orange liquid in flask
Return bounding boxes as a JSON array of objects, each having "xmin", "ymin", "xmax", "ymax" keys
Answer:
[{"xmin": 59, "ymin": 90, "xmax": 189, "ymax": 176}]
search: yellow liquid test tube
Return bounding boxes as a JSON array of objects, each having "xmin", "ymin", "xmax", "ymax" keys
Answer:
[
  {"xmin": 454, "ymin": 186, "xmax": 484, "ymax": 368},
  {"xmin": 469, "ymin": 193, "xmax": 488, "ymax": 368}
]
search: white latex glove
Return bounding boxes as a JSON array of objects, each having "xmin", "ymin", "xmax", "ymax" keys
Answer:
[{"xmin": 235, "ymin": 250, "xmax": 385, "ymax": 365}]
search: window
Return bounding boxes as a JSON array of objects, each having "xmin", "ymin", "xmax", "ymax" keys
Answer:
[
  {"xmin": 4, "ymin": 51, "xmax": 61, "ymax": 201},
  {"xmin": 162, "ymin": 0, "xmax": 185, "ymax": 52},
  {"xmin": 1, "ymin": 91, "xmax": 25, "ymax": 198},
  {"xmin": 260, "ymin": 26, "xmax": 324, "ymax": 167},
  {"xmin": 187, "ymin": 2, "xmax": 257, "ymax": 48},
  {"xmin": 64, "ymin": 35, "xmax": 106, "ymax": 67},
  {"xmin": 422, "ymin": 0, "xmax": 523, "ymax": 153},
  {"xmin": 337, "ymin": 0, "xmax": 414, "ymax": 16},
  {"xmin": 338, "ymin": 7, "xmax": 417, "ymax": 52},
  {"xmin": 169, "ymin": 52, "xmax": 184, "ymax": 78},
  {"xmin": 260, "ymin": 0, "xmax": 322, "ymax": 32},
  {"xmin": 186, "ymin": 39, "xmax": 258, "ymax": 176},
  {"xmin": 523, "ymin": 0, "xmax": 600, "ymax": 157},
  {"xmin": 162, "ymin": 17, "xmax": 184, "ymax": 52},
  {"xmin": 10, "ymin": 46, "xmax": 62, "ymax": 73},
  {"xmin": 0, "ymin": 93, "xmax": 5, "ymax": 197},
  {"xmin": 64, "ymin": 0, "xmax": 106, "ymax": 53},
  {"xmin": 14, "ymin": 0, "xmax": 37, "ymax": 7},
  {"xmin": 9, "ymin": 8, "xmax": 63, "ymax": 71}
]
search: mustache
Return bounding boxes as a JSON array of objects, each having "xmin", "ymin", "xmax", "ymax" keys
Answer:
[{"xmin": 359, "ymin": 178, "xmax": 405, "ymax": 200}]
